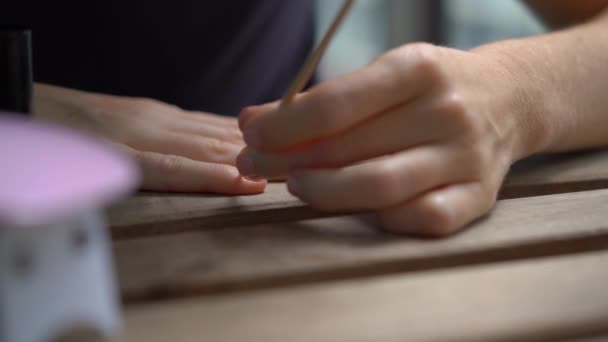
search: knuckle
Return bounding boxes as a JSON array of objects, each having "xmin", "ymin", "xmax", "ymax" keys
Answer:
[
  {"xmin": 378, "ymin": 49, "xmax": 406, "ymax": 74},
  {"xmin": 404, "ymin": 43, "xmax": 444, "ymax": 82},
  {"xmin": 156, "ymin": 154, "xmax": 184, "ymax": 176},
  {"xmin": 415, "ymin": 195, "xmax": 456, "ymax": 237},
  {"xmin": 439, "ymin": 92, "xmax": 475, "ymax": 131},
  {"xmin": 380, "ymin": 43, "xmax": 446, "ymax": 92},
  {"xmin": 201, "ymin": 138, "xmax": 226, "ymax": 157},
  {"xmin": 366, "ymin": 162, "xmax": 403, "ymax": 205},
  {"xmin": 377, "ymin": 47, "xmax": 404, "ymax": 69},
  {"xmin": 229, "ymin": 129, "xmax": 244, "ymax": 142}
]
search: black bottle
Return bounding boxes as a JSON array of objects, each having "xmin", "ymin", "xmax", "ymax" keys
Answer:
[{"xmin": 0, "ymin": 28, "xmax": 32, "ymax": 114}]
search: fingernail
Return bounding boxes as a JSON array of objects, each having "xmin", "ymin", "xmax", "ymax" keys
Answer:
[
  {"xmin": 236, "ymin": 153, "xmax": 258, "ymax": 177},
  {"xmin": 243, "ymin": 176, "xmax": 266, "ymax": 183},
  {"xmin": 287, "ymin": 176, "xmax": 301, "ymax": 196},
  {"xmin": 243, "ymin": 126, "xmax": 260, "ymax": 148}
]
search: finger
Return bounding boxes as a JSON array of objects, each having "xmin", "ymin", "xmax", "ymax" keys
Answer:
[
  {"xmin": 241, "ymin": 45, "xmax": 442, "ymax": 152},
  {"xmin": 377, "ymin": 182, "xmax": 497, "ymax": 237},
  {"xmin": 107, "ymin": 98, "xmax": 238, "ymax": 130},
  {"xmin": 181, "ymin": 111, "xmax": 240, "ymax": 128},
  {"xmin": 284, "ymin": 146, "xmax": 472, "ymax": 212},
  {"xmin": 237, "ymin": 94, "xmax": 460, "ymax": 178},
  {"xmin": 130, "ymin": 131, "xmax": 245, "ymax": 166},
  {"xmin": 238, "ymin": 104, "xmax": 270, "ymax": 131},
  {"xmin": 165, "ymin": 119, "xmax": 244, "ymax": 144},
  {"xmin": 236, "ymin": 147, "xmax": 295, "ymax": 179},
  {"xmin": 132, "ymin": 150, "xmax": 267, "ymax": 194}
]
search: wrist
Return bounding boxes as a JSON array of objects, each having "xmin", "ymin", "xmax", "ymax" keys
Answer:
[
  {"xmin": 33, "ymin": 84, "xmax": 113, "ymax": 136},
  {"xmin": 33, "ymin": 84, "xmax": 87, "ymax": 121},
  {"xmin": 473, "ymin": 43, "xmax": 555, "ymax": 162}
]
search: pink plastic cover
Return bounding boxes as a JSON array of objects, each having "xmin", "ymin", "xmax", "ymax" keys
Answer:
[{"xmin": 0, "ymin": 113, "xmax": 139, "ymax": 226}]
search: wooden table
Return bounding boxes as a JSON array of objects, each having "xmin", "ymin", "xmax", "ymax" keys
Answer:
[{"xmin": 108, "ymin": 150, "xmax": 608, "ymax": 342}]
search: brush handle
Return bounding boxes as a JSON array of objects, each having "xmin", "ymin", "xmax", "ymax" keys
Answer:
[{"xmin": 281, "ymin": 0, "xmax": 355, "ymax": 105}]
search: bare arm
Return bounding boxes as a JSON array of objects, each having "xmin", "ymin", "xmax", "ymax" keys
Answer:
[
  {"xmin": 475, "ymin": 5, "xmax": 608, "ymax": 155},
  {"xmin": 524, "ymin": 0, "xmax": 608, "ymax": 28}
]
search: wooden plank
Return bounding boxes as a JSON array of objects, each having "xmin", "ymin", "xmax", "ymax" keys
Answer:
[
  {"xmin": 569, "ymin": 337, "xmax": 608, "ymax": 342},
  {"xmin": 119, "ymin": 251, "xmax": 608, "ymax": 342},
  {"xmin": 502, "ymin": 150, "xmax": 608, "ymax": 198},
  {"xmin": 108, "ymin": 182, "xmax": 319, "ymax": 239},
  {"xmin": 108, "ymin": 151, "xmax": 608, "ymax": 238},
  {"xmin": 114, "ymin": 189, "xmax": 608, "ymax": 302}
]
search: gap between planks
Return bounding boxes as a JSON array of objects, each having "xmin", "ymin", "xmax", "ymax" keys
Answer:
[
  {"xmin": 114, "ymin": 189, "xmax": 608, "ymax": 303},
  {"xmin": 118, "ymin": 250, "xmax": 608, "ymax": 342},
  {"xmin": 108, "ymin": 150, "xmax": 608, "ymax": 239}
]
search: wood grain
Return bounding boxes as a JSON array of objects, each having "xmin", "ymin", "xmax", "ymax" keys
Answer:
[
  {"xmin": 502, "ymin": 150, "xmax": 608, "ymax": 198},
  {"xmin": 114, "ymin": 189, "xmax": 608, "ymax": 302},
  {"xmin": 569, "ymin": 337, "xmax": 608, "ymax": 342},
  {"xmin": 108, "ymin": 183, "xmax": 326, "ymax": 239},
  {"xmin": 119, "ymin": 250, "xmax": 608, "ymax": 342},
  {"xmin": 108, "ymin": 151, "xmax": 608, "ymax": 239}
]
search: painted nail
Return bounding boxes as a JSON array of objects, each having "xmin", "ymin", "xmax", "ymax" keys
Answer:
[
  {"xmin": 287, "ymin": 176, "xmax": 301, "ymax": 197},
  {"xmin": 243, "ymin": 126, "xmax": 260, "ymax": 148},
  {"xmin": 236, "ymin": 153, "xmax": 258, "ymax": 177},
  {"xmin": 243, "ymin": 176, "xmax": 266, "ymax": 183}
]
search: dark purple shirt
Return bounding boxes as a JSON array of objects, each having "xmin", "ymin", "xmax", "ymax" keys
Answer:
[{"xmin": 3, "ymin": 1, "xmax": 315, "ymax": 115}]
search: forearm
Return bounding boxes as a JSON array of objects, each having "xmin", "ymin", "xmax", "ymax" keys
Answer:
[{"xmin": 474, "ymin": 7, "xmax": 608, "ymax": 158}]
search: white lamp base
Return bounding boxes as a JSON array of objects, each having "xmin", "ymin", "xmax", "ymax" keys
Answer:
[{"xmin": 1, "ymin": 211, "xmax": 120, "ymax": 342}]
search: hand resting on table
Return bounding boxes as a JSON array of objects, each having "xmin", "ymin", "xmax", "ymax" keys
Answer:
[{"xmin": 33, "ymin": 84, "xmax": 267, "ymax": 195}]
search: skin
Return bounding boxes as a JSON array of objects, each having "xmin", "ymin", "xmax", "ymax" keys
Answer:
[
  {"xmin": 236, "ymin": 1, "xmax": 608, "ymax": 236},
  {"xmin": 34, "ymin": 84, "xmax": 266, "ymax": 194}
]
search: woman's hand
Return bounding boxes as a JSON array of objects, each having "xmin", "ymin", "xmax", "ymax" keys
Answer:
[
  {"xmin": 237, "ymin": 43, "xmax": 546, "ymax": 236},
  {"xmin": 34, "ymin": 84, "xmax": 267, "ymax": 194}
]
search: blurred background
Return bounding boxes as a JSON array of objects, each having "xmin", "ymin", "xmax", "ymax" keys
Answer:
[{"xmin": 316, "ymin": 0, "xmax": 545, "ymax": 80}]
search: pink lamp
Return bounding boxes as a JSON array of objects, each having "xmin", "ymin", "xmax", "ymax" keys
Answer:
[{"xmin": 0, "ymin": 113, "xmax": 139, "ymax": 342}]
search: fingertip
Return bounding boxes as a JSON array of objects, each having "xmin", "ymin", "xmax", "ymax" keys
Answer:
[
  {"xmin": 210, "ymin": 164, "xmax": 267, "ymax": 195},
  {"xmin": 198, "ymin": 164, "xmax": 267, "ymax": 195},
  {"xmin": 138, "ymin": 150, "xmax": 268, "ymax": 194},
  {"xmin": 233, "ymin": 176, "xmax": 268, "ymax": 195},
  {"xmin": 236, "ymin": 149, "xmax": 258, "ymax": 177},
  {"xmin": 377, "ymin": 183, "xmax": 493, "ymax": 237}
]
